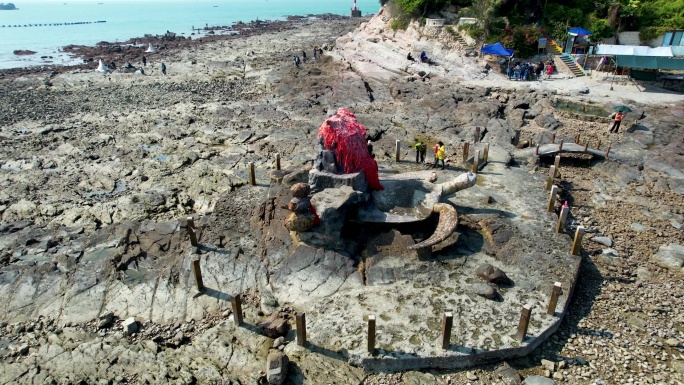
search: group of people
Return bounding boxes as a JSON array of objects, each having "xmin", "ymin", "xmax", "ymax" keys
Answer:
[
  {"xmin": 508, "ymin": 61, "xmax": 553, "ymax": 81},
  {"xmin": 414, "ymin": 140, "xmax": 446, "ymax": 170},
  {"xmin": 294, "ymin": 47, "xmax": 324, "ymax": 68},
  {"xmin": 104, "ymin": 55, "xmax": 166, "ymax": 76},
  {"xmin": 406, "ymin": 51, "xmax": 429, "ymax": 63}
]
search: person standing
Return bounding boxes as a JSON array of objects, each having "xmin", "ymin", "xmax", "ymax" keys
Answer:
[
  {"xmin": 415, "ymin": 140, "xmax": 426, "ymax": 163},
  {"xmin": 161, "ymin": 62, "xmax": 167, "ymax": 75},
  {"xmin": 433, "ymin": 141, "xmax": 445, "ymax": 170},
  {"xmin": 302, "ymin": 50, "xmax": 307, "ymax": 62},
  {"xmin": 142, "ymin": 55, "xmax": 147, "ymax": 67},
  {"xmin": 546, "ymin": 62, "xmax": 553, "ymax": 79},
  {"xmin": 609, "ymin": 111, "xmax": 625, "ymax": 133}
]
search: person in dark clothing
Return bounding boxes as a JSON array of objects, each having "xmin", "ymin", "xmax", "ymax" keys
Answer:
[
  {"xmin": 313, "ymin": 49, "xmax": 317, "ymax": 60},
  {"xmin": 420, "ymin": 51, "xmax": 428, "ymax": 63},
  {"xmin": 142, "ymin": 56, "xmax": 147, "ymax": 67},
  {"xmin": 294, "ymin": 55, "xmax": 300, "ymax": 68},
  {"xmin": 367, "ymin": 140, "xmax": 374, "ymax": 157},
  {"xmin": 407, "ymin": 52, "xmax": 415, "ymax": 61},
  {"xmin": 161, "ymin": 62, "xmax": 166, "ymax": 75},
  {"xmin": 318, "ymin": 48, "xmax": 323, "ymax": 56},
  {"xmin": 302, "ymin": 50, "xmax": 306, "ymax": 62},
  {"xmin": 140, "ymin": 67, "xmax": 145, "ymax": 75}
]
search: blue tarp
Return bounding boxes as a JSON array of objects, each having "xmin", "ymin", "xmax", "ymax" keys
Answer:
[
  {"xmin": 568, "ymin": 27, "xmax": 592, "ymax": 36},
  {"xmin": 481, "ymin": 42, "xmax": 514, "ymax": 57}
]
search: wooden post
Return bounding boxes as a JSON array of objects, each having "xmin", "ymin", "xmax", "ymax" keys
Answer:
[
  {"xmin": 296, "ymin": 312, "xmax": 307, "ymax": 346},
  {"xmin": 275, "ymin": 153, "xmax": 281, "ymax": 170},
  {"xmin": 395, "ymin": 140, "xmax": 400, "ymax": 162},
  {"xmin": 441, "ymin": 312, "xmax": 453, "ymax": 350},
  {"xmin": 483, "ymin": 143, "xmax": 490, "ymax": 163},
  {"xmin": 547, "ymin": 282, "xmax": 562, "ymax": 316},
  {"xmin": 187, "ymin": 217, "xmax": 198, "ymax": 246},
  {"xmin": 571, "ymin": 226, "xmax": 585, "ymax": 255},
  {"xmin": 535, "ymin": 144, "xmax": 539, "ymax": 156},
  {"xmin": 547, "ymin": 185, "xmax": 558, "ymax": 212},
  {"xmin": 550, "ymin": 133, "xmax": 556, "ymax": 144},
  {"xmin": 575, "ymin": 134, "xmax": 580, "ymax": 144},
  {"xmin": 514, "ymin": 129, "xmax": 521, "ymax": 146},
  {"xmin": 472, "ymin": 150, "xmax": 480, "ymax": 174},
  {"xmin": 248, "ymin": 162, "xmax": 256, "ymax": 186},
  {"xmin": 516, "ymin": 305, "xmax": 532, "ymax": 342},
  {"xmin": 596, "ymin": 139, "xmax": 601, "ymax": 150},
  {"xmin": 192, "ymin": 258, "xmax": 204, "ymax": 291},
  {"xmin": 558, "ymin": 140, "xmax": 564, "ymax": 152},
  {"xmin": 583, "ymin": 140, "xmax": 589, "ymax": 153},
  {"xmin": 367, "ymin": 315, "xmax": 376, "ymax": 354},
  {"xmin": 605, "ymin": 143, "xmax": 611, "ymax": 158},
  {"xmin": 546, "ymin": 166, "xmax": 555, "ymax": 191},
  {"xmin": 474, "ymin": 127, "xmax": 480, "ymax": 143},
  {"xmin": 553, "ymin": 155, "xmax": 560, "ymax": 178},
  {"xmin": 231, "ymin": 294, "xmax": 243, "ymax": 326},
  {"xmin": 462, "ymin": 142, "xmax": 469, "ymax": 163},
  {"xmin": 556, "ymin": 205, "xmax": 569, "ymax": 233}
]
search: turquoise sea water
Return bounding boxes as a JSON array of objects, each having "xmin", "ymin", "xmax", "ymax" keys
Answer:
[{"xmin": 0, "ymin": 0, "xmax": 379, "ymax": 68}]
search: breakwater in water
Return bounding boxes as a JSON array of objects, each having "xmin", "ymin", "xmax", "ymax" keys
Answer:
[{"xmin": 1, "ymin": 20, "xmax": 106, "ymax": 27}]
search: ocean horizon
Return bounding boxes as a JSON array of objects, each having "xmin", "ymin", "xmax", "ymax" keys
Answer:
[{"xmin": 0, "ymin": 0, "xmax": 380, "ymax": 69}]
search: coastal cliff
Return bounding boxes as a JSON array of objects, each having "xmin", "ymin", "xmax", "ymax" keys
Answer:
[{"xmin": 0, "ymin": 3, "xmax": 17, "ymax": 10}]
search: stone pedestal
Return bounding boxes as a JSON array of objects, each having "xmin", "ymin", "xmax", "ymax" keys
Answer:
[
  {"xmin": 308, "ymin": 169, "xmax": 367, "ymax": 193},
  {"xmin": 351, "ymin": 9, "xmax": 362, "ymax": 17}
]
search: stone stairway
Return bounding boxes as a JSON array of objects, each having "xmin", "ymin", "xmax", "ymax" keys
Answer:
[
  {"xmin": 454, "ymin": 32, "xmax": 475, "ymax": 51},
  {"xmin": 559, "ymin": 53, "xmax": 585, "ymax": 77}
]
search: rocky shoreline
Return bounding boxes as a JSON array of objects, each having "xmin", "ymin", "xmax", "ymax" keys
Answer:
[{"xmin": 0, "ymin": 11, "xmax": 683, "ymax": 385}]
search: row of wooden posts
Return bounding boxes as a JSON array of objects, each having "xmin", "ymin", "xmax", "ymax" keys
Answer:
[
  {"xmin": 190, "ymin": 254, "xmax": 562, "ymax": 353},
  {"xmin": 187, "ymin": 130, "xmax": 585, "ymax": 354}
]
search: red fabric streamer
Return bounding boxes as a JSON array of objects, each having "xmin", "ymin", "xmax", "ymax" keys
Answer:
[{"xmin": 318, "ymin": 108, "xmax": 383, "ymax": 191}]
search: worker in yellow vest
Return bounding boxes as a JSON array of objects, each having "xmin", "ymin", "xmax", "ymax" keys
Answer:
[{"xmin": 432, "ymin": 141, "xmax": 445, "ymax": 170}]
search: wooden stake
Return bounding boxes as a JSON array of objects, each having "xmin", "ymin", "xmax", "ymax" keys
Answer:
[
  {"xmin": 550, "ymin": 133, "xmax": 556, "ymax": 144},
  {"xmin": 605, "ymin": 143, "xmax": 611, "ymax": 158},
  {"xmin": 474, "ymin": 127, "xmax": 480, "ymax": 143},
  {"xmin": 248, "ymin": 162, "xmax": 256, "ymax": 186},
  {"xmin": 553, "ymin": 155, "xmax": 560, "ymax": 178},
  {"xmin": 483, "ymin": 143, "xmax": 490, "ymax": 163},
  {"xmin": 472, "ymin": 150, "xmax": 480, "ymax": 174},
  {"xmin": 441, "ymin": 312, "xmax": 453, "ymax": 350},
  {"xmin": 367, "ymin": 315, "xmax": 376, "ymax": 354},
  {"xmin": 296, "ymin": 312, "xmax": 307, "ymax": 346},
  {"xmin": 192, "ymin": 258, "xmax": 204, "ymax": 291},
  {"xmin": 547, "ymin": 282, "xmax": 562, "ymax": 316},
  {"xmin": 187, "ymin": 217, "xmax": 198, "ymax": 246},
  {"xmin": 556, "ymin": 205, "xmax": 569, "ymax": 233},
  {"xmin": 395, "ymin": 140, "xmax": 400, "ymax": 162},
  {"xmin": 547, "ymin": 185, "xmax": 558, "ymax": 212},
  {"xmin": 571, "ymin": 226, "xmax": 585, "ymax": 255},
  {"xmin": 575, "ymin": 134, "xmax": 580, "ymax": 144},
  {"xmin": 535, "ymin": 144, "xmax": 539, "ymax": 156},
  {"xmin": 583, "ymin": 140, "xmax": 589, "ymax": 153},
  {"xmin": 275, "ymin": 153, "xmax": 281, "ymax": 170},
  {"xmin": 558, "ymin": 140, "xmax": 564, "ymax": 152},
  {"xmin": 516, "ymin": 305, "xmax": 532, "ymax": 342},
  {"xmin": 546, "ymin": 166, "xmax": 555, "ymax": 191},
  {"xmin": 462, "ymin": 142, "xmax": 469, "ymax": 163},
  {"xmin": 596, "ymin": 139, "xmax": 601, "ymax": 150},
  {"xmin": 231, "ymin": 294, "xmax": 243, "ymax": 326},
  {"xmin": 514, "ymin": 129, "xmax": 521, "ymax": 146}
]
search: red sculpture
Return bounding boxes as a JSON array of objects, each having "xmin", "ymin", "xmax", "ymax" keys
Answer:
[{"xmin": 317, "ymin": 108, "xmax": 383, "ymax": 191}]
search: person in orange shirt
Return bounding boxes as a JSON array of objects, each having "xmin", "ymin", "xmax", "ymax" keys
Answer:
[{"xmin": 610, "ymin": 111, "xmax": 625, "ymax": 133}]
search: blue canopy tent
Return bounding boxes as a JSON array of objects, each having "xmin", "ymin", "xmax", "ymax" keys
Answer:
[
  {"xmin": 480, "ymin": 42, "xmax": 515, "ymax": 78},
  {"xmin": 481, "ymin": 42, "xmax": 515, "ymax": 57},
  {"xmin": 568, "ymin": 27, "xmax": 592, "ymax": 36}
]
